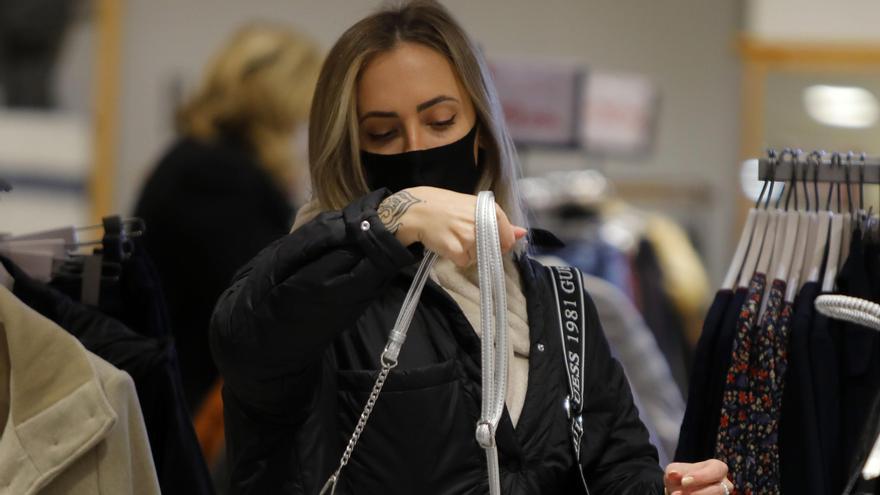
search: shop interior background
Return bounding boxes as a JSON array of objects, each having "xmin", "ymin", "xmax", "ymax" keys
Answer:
[{"xmin": 5, "ymin": 0, "xmax": 880, "ymax": 287}]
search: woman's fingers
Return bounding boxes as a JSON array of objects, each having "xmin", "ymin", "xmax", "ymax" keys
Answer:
[
  {"xmin": 665, "ymin": 460, "xmax": 730, "ymax": 495},
  {"xmin": 680, "ymin": 460, "xmax": 728, "ymax": 487},
  {"xmin": 677, "ymin": 478, "xmax": 733, "ymax": 495}
]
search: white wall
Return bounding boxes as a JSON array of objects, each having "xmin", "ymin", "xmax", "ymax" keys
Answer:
[
  {"xmin": 117, "ymin": 0, "xmax": 742, "ymax": 283},
  {"xmin": 747, "ymin": 0, "xmax": 880, "ymax": 42}
]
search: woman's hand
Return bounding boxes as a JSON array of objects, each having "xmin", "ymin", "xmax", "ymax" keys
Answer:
[
  {"xmin": 664, "ymin": 460, "xmax": 732, "ymax": 495},
  {"xmin": 377, "ymin": 186, "xmax": 527, "ymax": 267}
]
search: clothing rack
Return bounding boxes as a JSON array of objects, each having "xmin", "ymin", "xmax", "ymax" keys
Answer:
[{"xmin": 758, "ymin": 153, "xmax": 880, "ymax": 183}]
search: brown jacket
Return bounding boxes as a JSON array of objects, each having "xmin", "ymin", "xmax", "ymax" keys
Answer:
[{"xmin": 0, "ymin": 286, "xmax": 160, "ymax": 495}]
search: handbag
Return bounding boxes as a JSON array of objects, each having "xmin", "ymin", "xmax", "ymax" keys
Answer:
[{"xmin": 320, "ymin": 191, "xmax": 592, "ymax": 494}]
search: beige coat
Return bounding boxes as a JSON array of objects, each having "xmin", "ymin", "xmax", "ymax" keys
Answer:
[{"xmin": 0, "ymin": 286, "xmax": 160, "ymax": 495}]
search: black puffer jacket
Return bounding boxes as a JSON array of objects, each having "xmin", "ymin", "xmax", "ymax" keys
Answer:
[{"xmin": 210, "ymin": 189, "xmax": 664, "ymax": 494}]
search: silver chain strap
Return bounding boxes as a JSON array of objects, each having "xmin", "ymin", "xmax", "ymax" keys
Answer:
[
  {"xmin": 319, "ymin": 365, "xmax": 392, "ymax": 495},
  {"xmin": 320, "ymin": 251, "xmax": 438, "ymax": 495}
]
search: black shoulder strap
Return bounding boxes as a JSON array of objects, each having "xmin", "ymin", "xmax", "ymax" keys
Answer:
[{"xmin": 547, "ymin": 265, "xmax": 591, "ymax": 495}]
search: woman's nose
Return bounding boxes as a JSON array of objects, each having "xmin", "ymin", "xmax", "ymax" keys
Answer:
[{"xmin": 402, "ymin": 126, "xmax": 422, "ymax": 153}]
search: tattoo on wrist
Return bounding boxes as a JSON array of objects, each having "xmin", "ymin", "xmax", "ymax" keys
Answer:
[{"xmin": 378, "ymin": 191, "xmax": 423, "ymax": 235}]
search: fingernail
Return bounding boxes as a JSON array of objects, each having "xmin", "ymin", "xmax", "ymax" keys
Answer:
[
  {"xmin": 681, "ymin": 476, "xmax": 695, "ymax": 486},
  {"xmin": 667, "ymin": 470, "xmax": 681, "ymax": 478}
]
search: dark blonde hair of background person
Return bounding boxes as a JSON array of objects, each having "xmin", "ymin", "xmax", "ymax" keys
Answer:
[
  {"xmin": 177, "ymin": 23, "xmax": 322, "ymax": 191},
  {"xmin": 294, "ymin": 0, "xmax": 527, "ymax": 234}
]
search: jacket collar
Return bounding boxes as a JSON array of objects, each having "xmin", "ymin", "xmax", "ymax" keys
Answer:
[{"xmin": 0, "ymin": 286, "xmax": 117, "ymax": 495}]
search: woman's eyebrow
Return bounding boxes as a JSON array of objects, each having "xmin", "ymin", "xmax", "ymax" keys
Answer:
[
  {"xmin": 417, "ymin": 95, "xmax": 458, "ymax": 112},
  {"xmin": 359, "ymin": 110, "xmax": 397, "ymax": 123},
  {"xmin": 359, "ymin": 95, "xmax": 459, "ymax": 123}
]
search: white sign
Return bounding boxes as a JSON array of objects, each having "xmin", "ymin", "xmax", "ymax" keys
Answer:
[
  {"xmin": 580, "ymin": 71, "xmax": 658, "ymax": 156},
  {"xmin": 490, "ymin": 59, "xmax": 581, "ymax": 147}
]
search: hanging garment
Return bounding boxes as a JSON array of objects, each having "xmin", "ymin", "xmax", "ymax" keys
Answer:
[
  {"xmin": 745, "ymin": 278, "xmax": 790, "ymax": 494},
  {"xmin": 0, "ymin": 286, "xmax": 160, "ymax": 494},
  {"xmin": 534, "ymin": 238, "xmax": 636, "ymax": 302},
  {"xmin": 837, "ymin": 231, "xmax": 880, "ymax": 479},
  {"xmin": 780, "ymin": 281, "xmax": 825, "ymax": 494},
  {"xmin": 811, "ymin": 301, "xmax": 844, "ymax": 492},
  {"xmin": 676, "ymin": 289, "xmax": 737, "ymax": 462},
  {"xmin": 3, "ymin": 256, "xmax": 215, "ymax": 495},
  {"xmin": 644, "ymin": 214, "xmax": 711, "ymax": 348},
  {"xmin": 50, "ymin": 237, "xmax": 172, "ymax": 339},
  {"xmin": 634, "ymin": 239, "xmax": 692, "ymax": 396},
  {"xmin": 716, "ymin": 272, "xmax": 767, "ymax": 492}
]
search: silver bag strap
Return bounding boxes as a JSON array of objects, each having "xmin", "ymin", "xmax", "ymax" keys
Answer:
[
  {"xmin": 473, "ymin": 191, "xmax": 508, "ymax": 495},
  {"xmin": 319, "ymin": 190, "xmax": 508, "ymax": 495},
  {"xmin": 319, "ymin": 250, "xmax": 439, "ymax": 495}
]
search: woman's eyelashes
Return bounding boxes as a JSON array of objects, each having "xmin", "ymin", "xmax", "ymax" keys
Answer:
[
  {"xmin": 429, "ymin": 115, "xmax": 456, "ymax": 130},
  {"xmin": 364, "ymin": 115, "xmax": 458, "ymax": 143}
]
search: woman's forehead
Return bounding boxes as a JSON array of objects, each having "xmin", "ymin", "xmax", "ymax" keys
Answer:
[{"xmin": 357, "ymin": 42, "xmax": 470, "ymax": 114}]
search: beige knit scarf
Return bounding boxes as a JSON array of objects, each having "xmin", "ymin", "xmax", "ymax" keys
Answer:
[{"xmin": 431, "ymin": 255, "xmax": 531, "ymax": 427}]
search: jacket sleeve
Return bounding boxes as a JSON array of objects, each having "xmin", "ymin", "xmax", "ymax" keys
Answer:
[
  {"xmin": 579, "ymin": 292, "xmax": 665, "ymax": 494},
  {"xmin": 209, "ymin": 189, "xmax": 417, "ymax": 420}
]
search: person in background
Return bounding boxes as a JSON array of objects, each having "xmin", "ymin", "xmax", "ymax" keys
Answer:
[{"xmin": 134, "ymin": 23, "xmax": 321, "ymax": 413}]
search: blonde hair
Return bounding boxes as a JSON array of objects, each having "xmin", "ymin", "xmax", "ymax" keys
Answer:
[
  {"xmin": 178, "ymin": 23, "xmax": 322, "ymax": 189},
  {"xmin": 297, "ymin": 0, "xmax": 526, "ymax": 231}
]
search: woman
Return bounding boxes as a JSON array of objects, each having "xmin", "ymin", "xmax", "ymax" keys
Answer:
[
  {"xmin": 210, "ymin": 2, "xmax": 730, "ymax": 494},
  {"xmin": 135, "ymin": 24, "xmax": 321, "ymax": 411}
]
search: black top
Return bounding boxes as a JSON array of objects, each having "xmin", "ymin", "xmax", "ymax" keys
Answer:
[
  {"xmin": 675, "ymin": 289, "xmax": 732, "ymax": 462},
  {"xmin": 134, "ymin": 136, "xmax": 293, "ymax": 410},
  {"xmin": 209, "ymin": 189, "xmax": 664, "ymax": 494},
  {"xmin": 779, "ymin": 281, "xmax": 824, "ymax": 494},
  {"xmin": 675, "ymin": 287, "xmax": 747, "ymax": 463}
]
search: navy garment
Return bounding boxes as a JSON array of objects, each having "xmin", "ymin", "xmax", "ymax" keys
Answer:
[
  {"xmin": 634, "ymin": 239, "xmax": 691, "ymax": 396},
  {"xmin": 534, "ymin": 238, "xmax": 635, "ymax": 302},
  {"xmin": 837, "ymin": 231, "xmax": 880, "ymax": 486},
  {"xmin": 675, "ymin": 289, "xmax": 733, "ymax": 462},
  {"xmin": 2, "ymin": 256, "xmax": 215, "ymax": 495},
  {"xmin": 675, "ymin": 286, "xmax": 747, "ymax": 463},
  {"xmin": 780, "ymin": 282, "xmax": 824, "ymax": 494},
  {"xmin": 812, "ymin": 302, "xmax": 843, "ymax": 492}
]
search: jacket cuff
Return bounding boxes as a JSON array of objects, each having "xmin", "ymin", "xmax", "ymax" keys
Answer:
[{"xmin": 343, "ymin": 189, "xmax": 418, "ymax": 272}]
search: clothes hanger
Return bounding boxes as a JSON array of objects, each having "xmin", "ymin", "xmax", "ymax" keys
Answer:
[
  {"xmin": 771, "ymin": 149, "xmax": 801, "ymax": 285},
  {"xmin": 754, "ymin": 161, "xmax": 785, "ymax": 280},
  {"xmin": 737, "ymin": 151, "xmax": 778, "ymax": 290},
  {"xmin": 838, "ymin": 152, "xmax": 855, "ymax": 274},
  {"xmin": 722, "ymin": 153, "xmax": 772, "ymax": 291},
  {"xmin": 787, "ymin": 155, "xmax": 812, "ymax": 303},
  {"xmin": 805, "ymin": 151, "xmax": 832, "ymax": 286},
  {"xmin": 759, "ymin": 150, "xmax": 797, "ymax": 318},
  {"xmin": 767, "ymin": 149, "xmax": 799, "ymax": 281},
  {"xmin": 822, "ymin": 154, "xmax": 845, "ymax": 292}
]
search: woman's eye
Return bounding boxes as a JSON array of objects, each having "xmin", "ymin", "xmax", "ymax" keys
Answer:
[
  {"xmin": 430, "ymin": 116, "xmax": 456, "ymax": 129},
  {"xmin": 367, "ymin": 129, "xmax": 397, "ymax": 141}
]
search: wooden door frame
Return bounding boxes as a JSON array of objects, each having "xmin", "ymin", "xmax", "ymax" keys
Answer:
[{"xmin": 91, "ymin": 0, "xmax": 123, "ymax": 222}]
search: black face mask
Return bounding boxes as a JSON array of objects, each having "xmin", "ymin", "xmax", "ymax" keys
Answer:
[{"xmin": 360, "ymin": 125, "xmax": 483, "ymax": 194}]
